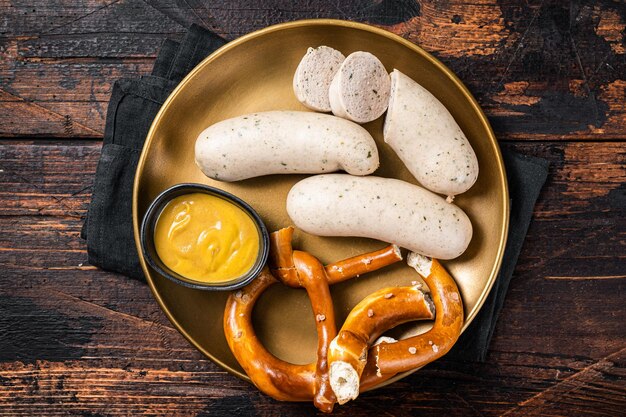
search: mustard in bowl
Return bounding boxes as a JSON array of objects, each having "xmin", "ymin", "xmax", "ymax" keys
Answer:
[{"xmin": 140, "ymin": 184, "xmax": 269, "ymax": 290}]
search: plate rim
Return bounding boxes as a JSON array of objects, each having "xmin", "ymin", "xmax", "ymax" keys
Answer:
[{"xmin": 133, "ymin": 18, "xmax": 510, "ymax": 386}]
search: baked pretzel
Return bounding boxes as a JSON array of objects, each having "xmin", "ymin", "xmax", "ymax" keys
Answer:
[
  {"xmin": 223, "ymin": 268, "xmax": 318, "ymax": 400},
  {"xmin": 269, "ymin": 226, "xmax": 402, "ymax": 286},
  {"xmin": 224, "ymin": 227, "xmax": 403, "ymax": 412},
  {"xmin": 329, "ymin": 252, "xmax": 464, "ymax": 401},
  {"xmin": 225, "ymin": 228, "xmax": 463, "ymax": 410},
  {"xmin": 328, "ymin": 285, "xmax": 435, "ymax": 403}
]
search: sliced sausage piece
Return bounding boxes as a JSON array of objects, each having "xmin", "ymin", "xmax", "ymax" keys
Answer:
[
  {"xmin": 293, "ymin": 46, "xmax": 345, "ymax": 112},
  {"xmin": 329, "ymin": 52, "xmax": 391, "ymax": 124},
  {"xmin": 287, "ymin": 174, "xmax": 472, "ymax": 260},
  {"xmin": 384, "ymin": 69, "xmax": 479, "ymax": 197},
  {"xmin": 195, "ymin": 111, "xmax": 379, "ymax": 182}
]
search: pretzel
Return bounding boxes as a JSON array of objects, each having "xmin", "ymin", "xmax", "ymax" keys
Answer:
[
  {"xmin": 224, "ymin": 227, "xmax": 403, "ymax": 412},
  {"xmin": 331, "ymin": 252, "xmax": 464, "ymax": 400},
  {"xmin": 328, "ymin": 285, "xmax": 435, "ymax": 403},
  {"xmin": 269, "ymin": 226, "xmax": 402, "ymax": 286},
  {"xmin": 225, "ymin": 228, "xmax": 463, "ymax": 409},
  {"xmin": 223, "ymin": 268, "xmax": 318, "ymax": 400}
]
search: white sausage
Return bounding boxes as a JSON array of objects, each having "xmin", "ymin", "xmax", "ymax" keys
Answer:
[
  {"xmin": 328, "ymin": 52, "xmax": 391, "ymax": 124},
  {"xmin": 293, "ymin": 46, "xmax": 345, "ymax": 112},
  {"xmin": 195, "ymin": 111, "xmax": 379, "ymax": 182},
  {"xmin": 287, "ymin": 174, "xmax": 472, "ymax": 260},
  {"xmin": 384, "ymin": 70, "xmax": 479, "ymax": 196}
]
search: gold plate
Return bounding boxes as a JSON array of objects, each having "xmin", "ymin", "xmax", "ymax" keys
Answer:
[{"xmin": 133, "ymin": 20, "xmax": 509, "ymax": 387}]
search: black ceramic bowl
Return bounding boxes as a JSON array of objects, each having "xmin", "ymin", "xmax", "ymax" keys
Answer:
[{"xmin": 140, "ymin": 183, "xmax": 270, "ymax": 291}]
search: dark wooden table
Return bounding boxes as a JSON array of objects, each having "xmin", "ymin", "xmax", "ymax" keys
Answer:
[{"xmin": 1, "ymin": 1, "xmax": 625, "ymax": 415}]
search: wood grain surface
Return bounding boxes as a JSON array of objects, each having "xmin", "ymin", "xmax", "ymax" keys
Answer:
[
  {"xmin": 1, "ymin": 0, "xmax": 625, "ymax": 140},
  {"xmin": 0, "ymin": 0, "xmax": 625, "ymax": 415}
]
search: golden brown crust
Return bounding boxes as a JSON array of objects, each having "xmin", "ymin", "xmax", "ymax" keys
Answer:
[
  {"xmin": 225, "ymin": 228, "xmax": 462, "ymax": 410},
  {"xmin": 360, "ymin": 259, "xmax": 464, "ymax": 389},
  {"xmin": 328, "ymin": 285, "xmax": 434, "ymax": 397},
  {"xmin": 227, "ymin": 228, "xmax": 339, "ymax": 412},
  {"xmin": 270, "ymin": 227, "xmax": 402, "ymax": 288},
  {"xmin": 330, "ymin": 330, "xmax": 368, "ymax": 374},
  {"xmin": 268, "ymin": 226, "xmax": 300, "ymax": 286},
  {"xmin": 292, "ymin": 251, "xmax": 338, "ymax": 411},
  {"xmin": 340, "ymin": 286, "xmax": 435, "ymax": 345},
  {"xmin": 223, "ymin": 263, "xmax": 338, "ymax": 412},
  {"xmin": 324, "ymin": 244, "xmax": 402, "ymax": 284},
  {"xmin": 223, "ymin": 268, "xmax": 317, "ymax": 401}
]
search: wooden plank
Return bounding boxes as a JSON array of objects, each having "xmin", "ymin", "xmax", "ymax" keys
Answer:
[
  {"xmin": 0, "ymin": 90, "xmax": 103, "ymax": 138},
  {"xmin": 1, "ymin": 0, "xmax": 624, "ymax": 139},
  {"xmin": 500, "ymin": 348, "xmax": 626, "ymax": 416},
  {"xmin": 0, "ymin": 139, "xmax": 624, "ymax": 415},
  {"xmin": 0, "ymin": 0, "xmax": 185, "ymax": 138},
  {"xmin": 0, "ymin": 352, "xmax": 620, "ymax": 416}
]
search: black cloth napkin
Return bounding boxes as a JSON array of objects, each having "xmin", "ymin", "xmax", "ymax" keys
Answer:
[
  {"xmin": 81, "ymin": 25, "xmax": 226, "ymax": 279},
  {"xmin": 450, "ymin": 149, "xmax": 548, "ymax": 361},
  {"xmin": 81, "ymin": 25, "xmax": 549, "ymax": 362}
]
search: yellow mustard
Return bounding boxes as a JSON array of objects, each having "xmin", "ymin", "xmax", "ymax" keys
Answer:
[{"xmin": 154, "ymin": 193, "xmax": 260, "ymax": 283}]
